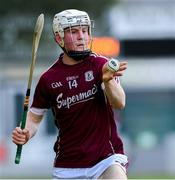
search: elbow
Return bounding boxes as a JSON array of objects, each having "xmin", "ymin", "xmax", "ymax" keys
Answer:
[
  {"xmin": 112, "ymin": 100, "xmax": 126, "ymax": 109},
  {"xmin": 118, "ymin": 101, "xmax": 126, "ymax": 109}
]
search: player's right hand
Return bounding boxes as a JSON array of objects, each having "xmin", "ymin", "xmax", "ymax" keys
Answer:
[{"xmin": 12, "ymin": 127, "xmax": 30, "ymax": 145}]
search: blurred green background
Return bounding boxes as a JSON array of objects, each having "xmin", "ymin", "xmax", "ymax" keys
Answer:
[{"xmin": 0, "ymin": 0, "xmax": 175, "ymax": 179}]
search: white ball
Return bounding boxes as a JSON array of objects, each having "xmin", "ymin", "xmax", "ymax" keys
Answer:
[{"xmin": 107, "ymin": 58, "xmax": 120, "ymax": 72}]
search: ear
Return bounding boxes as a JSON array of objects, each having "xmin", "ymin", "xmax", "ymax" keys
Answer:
[
  {"xmin": 54, "ymin": 35, "xmax": 64, "ymax": 47},
  {"xmin": 55, "ymin": 35, "xmax": 61, "ymax": 44}
]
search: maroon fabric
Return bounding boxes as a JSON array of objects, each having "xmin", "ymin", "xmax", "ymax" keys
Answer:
[{"xmin": 31, "ymin": 53, "xmax": 124, "ymax": 168}]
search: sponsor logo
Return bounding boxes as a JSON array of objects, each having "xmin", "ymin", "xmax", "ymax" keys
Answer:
[
  {"xmin": 66, "ymin": 76, "xmax": 79, "ymax": 81},
  {"xmin": 56, "ymin": 84, "xmax": 98, "ymax": 109}
]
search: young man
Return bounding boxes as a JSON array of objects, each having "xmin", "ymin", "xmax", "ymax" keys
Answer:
[{"xmin": 12, "ymin": 9, "xmax": 128, "ymax": 179}]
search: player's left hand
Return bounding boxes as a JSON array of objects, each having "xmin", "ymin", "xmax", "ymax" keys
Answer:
[{"xmin": 102, "ymin": 61, "xmax": 127, "ymax": 82}]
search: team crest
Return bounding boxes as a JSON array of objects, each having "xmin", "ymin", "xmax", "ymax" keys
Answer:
[{"xmin": 85, "ymin": 71, "xmax": 94, "ymax": 82}]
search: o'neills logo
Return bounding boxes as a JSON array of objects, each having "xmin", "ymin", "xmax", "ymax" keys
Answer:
[{"xmin": 56, "ymin": 84, "xmax": 98, "ymax": 109}]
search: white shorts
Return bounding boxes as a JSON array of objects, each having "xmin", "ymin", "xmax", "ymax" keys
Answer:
[{"xmin": 52, "ymin": 154, "xmax": 128, "ymax": 179}]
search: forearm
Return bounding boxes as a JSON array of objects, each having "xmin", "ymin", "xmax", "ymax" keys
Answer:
[
  {"xmin": 103, "ymin": 79, "xmax": 126, "ymax": 109},
  {"xmin": 25, "ymin": 111, "xmax": 43, "ymax": 139},
  {"xmin": 102, "ymin": 59, "xmax": 127, "ymax": 109}
]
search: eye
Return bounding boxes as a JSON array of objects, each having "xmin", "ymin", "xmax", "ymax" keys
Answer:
[
  {"xmin": 71, "ymin": 30, "xmax": 77, "ymax": 34},
  {"xmin": 82, "ymin": 29, "xmax": 88, "ymax": 33}
]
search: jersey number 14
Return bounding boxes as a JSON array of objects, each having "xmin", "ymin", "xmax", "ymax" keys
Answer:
[{"xmin": 68, "ymin": 80, "xmax": 78, "ymax": 89}]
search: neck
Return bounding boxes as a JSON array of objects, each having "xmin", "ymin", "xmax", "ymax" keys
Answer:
[{"xmin": 62, "ymin": 53, "xmax": 83, "ymax": 65}]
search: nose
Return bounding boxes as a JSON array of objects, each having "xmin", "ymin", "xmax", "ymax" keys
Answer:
[{"xmin": 77, "ymin": 30, "xmax": 84, "ymax": 40}]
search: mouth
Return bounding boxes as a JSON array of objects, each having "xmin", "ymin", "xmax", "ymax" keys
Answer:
[
  {"xmin": 76, "ymin": 44, "xmax": 87, "ymax": 51},
  {"xmin": 77, "ymin": 43, "xmax": 85, "ymax": 47}
]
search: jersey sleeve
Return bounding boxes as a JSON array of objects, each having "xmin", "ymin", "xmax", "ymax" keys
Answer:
[
  {"xmin": 93, "ymin": 55, "xmax": 121, "ymax": 90},
  {"xmin": 31, "ymin": 75, "xmax": 51, "ymax": 113},
  {"xmin": 94, "ymin": 55, "xmax": 108, "ymax": 82}
]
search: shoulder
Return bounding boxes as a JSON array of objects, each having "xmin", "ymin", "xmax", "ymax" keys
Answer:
[
  {"xmin": 89, "ymin": 52, "xmax": 108, "ymax": 63},
  {"xmin": 38, "ymin": 58, "xmax": 60, "ymax": 83},
  {"xmin": 88, "ymin": 52, "xmax": 109, "ymax": 67}
]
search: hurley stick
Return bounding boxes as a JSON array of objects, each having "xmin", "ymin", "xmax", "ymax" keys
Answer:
[{"xmin": 15, "ymin": 13, "xmax": 44, "ymax": 164}]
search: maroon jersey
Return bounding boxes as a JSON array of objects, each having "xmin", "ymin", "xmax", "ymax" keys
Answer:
[{"xmin": 31, "ymin": 53, "xmax": 124, "ymax": 168}]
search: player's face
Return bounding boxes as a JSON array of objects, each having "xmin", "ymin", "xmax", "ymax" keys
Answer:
[{"xmin": 64, "ymin": 26, "xmax": 90, "ymax": 52}]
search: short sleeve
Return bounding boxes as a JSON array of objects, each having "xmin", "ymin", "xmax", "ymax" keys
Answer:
[
  {"xmin": 92, "ymin": 54, "xmax": 108, "ymax": 82},
  {"xmin": 31, "ymin": 75, "xmax": 51, "ymax": 110},
  {"xmin": 92, "ymin": 54, "xmax": 120, "ymax": 84}
]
